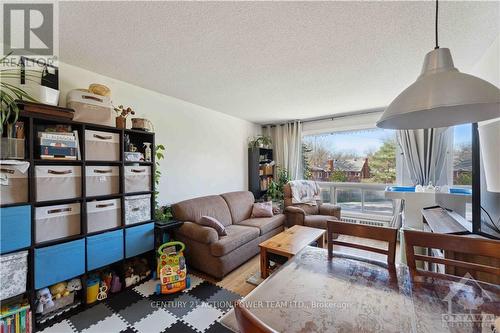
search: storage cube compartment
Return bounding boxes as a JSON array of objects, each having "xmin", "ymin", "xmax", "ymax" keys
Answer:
[
  {"xmin": 67, "ymin": 90, "xmax": 114, "ymax": 126},
  {"xmin": 87, "ymin": 199, "xmax": 121, "ymax": 233},
  {"xmin": 124, "ymin": 166, "xmax": 151, "ymax": 193},
  {"xmin": 0, "ymin": 138, "xmax": 25, "ymax": 159},
  {"xmin": 85, "ymin": 166, "xmax": 120, "ymax": 196},
  {"xmin": 84, "ymin": 130, "xmax": 120, "ymax": 161},
  {"xmin": 125, "ymin": 223, "xmax": 154, "ymax": 258},
  {"xmin": 87, "ymin": 230, "xmax": 124, "ymax": 270},
  {"xmin": 35, "ymin": 165, "xmax": 82, "ymax": 201},
  {"xmin": 35, "ymin": 203, "xmax": 81, "ymax": 244},
  {"xmin": 124, "ymin": 194, "xmax": 151, "ymax": 225},
  {"xmin": 34, "ymin": 239, "xmax": 85, "ymax": 289},
  {"xmin": 0, "ymin": 161, "xmax": 29, "ymax": 205},
  {"xmin": 0, "ymin": 206, "xmax": 31, "ymax": 254},
  {"xmin": 0, "ymin": 251, "xmax": 28, "ymax": 301}
]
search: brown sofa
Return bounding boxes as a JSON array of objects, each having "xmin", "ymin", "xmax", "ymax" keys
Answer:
[
  {"xmin": 172, "ymin": 191, "xmax": 285, "ymax": 279},
  {"xmin": 284, "ymin": 183, "xmax": 341, "ymax": 229}
]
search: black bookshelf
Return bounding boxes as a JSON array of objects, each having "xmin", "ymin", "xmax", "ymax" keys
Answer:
[
  {"xmin": 0, "ymin": 104, "xmax": 156, "ymax": 331},
  {"xmin": 248, "ymin": 147, "xmax": 274, "ymax": 200}
]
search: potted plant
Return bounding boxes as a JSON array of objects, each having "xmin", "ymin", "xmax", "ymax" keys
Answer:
[
  {"xmin": 267, "ymin": 167, "xmax": 290, "ymax": 213},
  {"xmin": 113, "ymin": 105, "xmax": 135, "ymax": 129},
  {"xmin": 153, "ymin": 143, "xmax": 174, "ymax": 222},
  {"xmin": 1, "ymin": 53, "xmax": 38, "ymax": 135},
  {"xmin": 248, "ymin": 135, "xmax": 273, "ymax": 149}
]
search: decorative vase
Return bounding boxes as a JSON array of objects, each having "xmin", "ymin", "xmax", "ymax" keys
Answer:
[{"xmin": 116, "ymin": 116, "xmax": 126, "ymax": 129}]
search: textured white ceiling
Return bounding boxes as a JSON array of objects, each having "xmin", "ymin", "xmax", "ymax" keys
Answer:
[{"xmin": 59, "ymin": 1, "xmax": 499, "ymax": 124}]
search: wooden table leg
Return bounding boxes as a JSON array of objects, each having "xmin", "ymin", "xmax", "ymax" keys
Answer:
[
  {"xmin": 318, "ymin": 234, "xmax": 325, "ymax": 248},
  {"xmin": 260, "ymin": 247, "xmax": 268, "ymax": 279}
]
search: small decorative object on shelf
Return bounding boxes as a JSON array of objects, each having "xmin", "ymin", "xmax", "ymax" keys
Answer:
[
  {"xmin": 144, "ymin": 142, "xmax": 152, "ymax": 162},
  {"xmin": 131, "ymin": 118, "xmax": 153, "ymax": 132},
  {"xmin": 113, "ymin": 105, "xmax": 135, "ymax": 129}
]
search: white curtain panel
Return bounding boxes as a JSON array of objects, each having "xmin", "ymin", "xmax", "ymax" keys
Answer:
[
  {"xmin": 396, "ymin": 127, "xmax": 452, "ymax": 186},
  {"xmin": 264, "ymin": 121, "xmax": 303, "ymax": 180}
]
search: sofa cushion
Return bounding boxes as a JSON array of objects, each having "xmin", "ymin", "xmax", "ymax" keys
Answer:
[
  {"xmin": 172, "ymin": 195, "xmax": 232, "ymax": 227},
  {"xmin": 251, "ymin": 201, "xmax": 273, "ymax": 218},
  {"xmin": 237, "ymin": 214, "xmax": 285, "ymax": 235},
  {"xmin": 210, "ymin": 225, "xmax": 259, "ymax": 257},
  {"xmin": 220, "ymin": 191, "xmax": 254, "ymax": 223},
  {"xmin": 304, "ymin": 215, "xmax": 338, "ymax": 230},
  {"xmin": 199, "ymin": 216, "xmax": 227, "ymax": 236}
]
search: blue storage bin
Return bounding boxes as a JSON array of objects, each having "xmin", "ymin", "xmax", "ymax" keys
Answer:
[
  {"xmin": 35, "ymin": 239, "xmax": 85, "ymax": 289},
  {"xmin": 87, "ymin": 230, "xmax": 123, "ymax": 271},
  {"xmin": 125, "ymin": 223, "xmax": 154, "ymax": 258},
  {"xmin": 0, "ymin": 206, "xmax": 31, "ymax": 254}
]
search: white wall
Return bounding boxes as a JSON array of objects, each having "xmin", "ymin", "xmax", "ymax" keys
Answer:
[{"xmin": 58, "ymin": 63, "xmax": 260, "ymax": 204}]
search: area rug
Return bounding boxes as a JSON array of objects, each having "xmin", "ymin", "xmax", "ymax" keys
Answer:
[{"xmin": 39, "ymin": 274, "xmax": 240, "ymax": 333}]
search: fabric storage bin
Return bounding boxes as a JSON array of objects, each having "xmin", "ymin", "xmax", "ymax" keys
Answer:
[
  {"xmin": 35, "ymin": 165, "xmax": 82, "ymax": 201},
  {"xmin": 124, "ymin": 194, "xmax": 151, "ymax": 225},
  {"xmin": 0, "ymin": 251, "xmax": 28, "ymax": 300},
  {"xmin": 124, "ymin": 166, "xmax": 151, "ymax": 193},
  {"xmin": 125, "ymin": 222, "xmax": 154, "ymax": 258},
  {"xmin": 35, "ymin": 203, "xmax": 81, "ymax": 243},
  {"xmin": 87, "ymin": 199, "xmax": 121, "ymax": 233},
  {"xmin": 85, "ymin": 166, "xmax": 119, "ymax": 196},
  {"xmin": 67, "ymin": 90, "xmax": 113, "ymax": 126},
  {"xmin": 0, "ymin": 161, "xmax": 29, "ymax": 205},
  {"xmin": 0, "ymin": 206, "xmax": 31, "ymax": 254},
  {"xmin": 84, "ymin": 130, "xmax": 120, "ymax": 161},
  {"xmin": 34, "ymin": 239, "xmax": 85, "ymax": 289},
  {"xmin": 87, "ymin": 230, "xmax": 124, "ymax": 270}
]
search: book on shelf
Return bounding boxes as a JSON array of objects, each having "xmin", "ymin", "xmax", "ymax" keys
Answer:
[{"xmin": 37, "ymin": 126, "xmax": 81, "ymax": 160}]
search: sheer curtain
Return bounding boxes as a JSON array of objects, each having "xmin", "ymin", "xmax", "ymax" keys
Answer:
[
  {"xmin": 263, "ymin": 121, "xmax": 303, "ymax": 180},
  {"xmin": 396, "ymin": 127, "xmax": 452, "ymax": 186}
]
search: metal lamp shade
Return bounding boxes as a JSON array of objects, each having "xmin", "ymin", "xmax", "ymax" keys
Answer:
[{"xmin": 377, "ymin": 48, "xmax": 500, "ymax": 129}]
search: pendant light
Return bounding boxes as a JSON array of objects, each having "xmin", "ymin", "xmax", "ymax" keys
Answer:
[{"xmin": 377, "ymin": 0, "xmax": 500, "ymax": 129}]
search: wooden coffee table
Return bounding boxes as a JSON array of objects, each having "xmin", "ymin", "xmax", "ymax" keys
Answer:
[{"xmin": 259, "ymin": 225, "xmax": 325, "ymax": 278}]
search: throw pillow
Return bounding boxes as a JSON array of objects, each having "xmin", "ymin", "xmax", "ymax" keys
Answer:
[
  {"xmin": 251, "ymin": 201, "xmax": 274, "ymax": 218},
  {"xmin": 199, "ymin": 216, "xmax": 227, "ymax": 236}
]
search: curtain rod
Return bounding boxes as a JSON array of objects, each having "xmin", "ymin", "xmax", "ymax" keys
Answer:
[{"xmin": 261, "ymin": 107, "xmax": 385, "ymax": 127}]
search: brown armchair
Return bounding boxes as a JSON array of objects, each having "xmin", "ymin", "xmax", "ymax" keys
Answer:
[{"xmin": 284, "ymin": 183, "xmax": 341, "ymax": 229}]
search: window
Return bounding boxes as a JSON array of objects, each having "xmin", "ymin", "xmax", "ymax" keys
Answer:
[
  {"xmin": 303, "ymin": 129, "xmax": 397, "ymax": 184},
  {"xmin": 452, "ymin": 124, "xmax": 472, "ymax": 186}
]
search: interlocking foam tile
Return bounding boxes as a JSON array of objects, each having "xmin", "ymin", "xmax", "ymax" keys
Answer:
[
  {"xmin": 132, "ymin": 308, "xmax": 178, "ymax": 333},
  {"xmin": 161, "ymin": 321, "xmax": 198, "ymax": 333},
  {"xmin": 106, "ymin": 289, "xmax": 143, "ymax": 312},
  {"xmin": 205, "ymin": 321, "xmax": 235, "ymax": 333},
  {"xmin": 186, "ymin": 281, "xmax": 222, "ymax": 302},
  {"xmin": 38, "ymin": 319, "xmax": 76, "ymax": 333},
  {"xmin": 181, "ymin": 302, "xmax": 224, "ymax": 333},
  {"xmin": 119, "ymin": 299, "xmax": 158, "ymax": 325},
  {"xmin": 205, "ymin": 288, "xmax": 241, "ymax": 312},
  {"xmin": 185, "ymin": 274, "xmax": 205, "ymax": 292},
  {"xmin": 162, "ymin": 293, "xmax": 202, "ymax": 318},
  {"xmin": 68, "ymin": 303, "xmax": 114, "ymax": 332},
  {"xmin": 80, "ymin": 314, "xmax": 128, "ymax": 333},
  {"xmin": 133, "ymin": 279, "xmax": 158, "ymax": 298}
]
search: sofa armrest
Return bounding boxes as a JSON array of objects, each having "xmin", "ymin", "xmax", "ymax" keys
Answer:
[
  {"xmin": 284, "ymin": 206, "xmax": 306, "ymax": 227},
  {"xmin": 319, "ymin": 204, "xmax": 341, "ymax": 219},
  {"xmin": 175, "ymin": 221, "xmax": 219, "ymax": 244}
]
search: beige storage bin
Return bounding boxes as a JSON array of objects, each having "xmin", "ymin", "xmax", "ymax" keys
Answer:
[
  {"xmin": 35, "ymin": 203, "xmax": 81, "ymax": 243},
  {"xmin": 0, "ymin": 161, "xmax": 29, "ymax": 205},
  {"xmin": 67, "ymin": 90, "xmax": 113, "ymax": 126},
  {"xmin": 35, "ymin": 165, "xmax": 82, "ymax": 202},
  {"xmin": 124, "ymin": 166, "xmax": 151, "ymax": 193},
  {"xmin": 85, "ymin": 166, "xmax": 120, "ymax": 197},
  {"xmin": 124, "ymin": 194, "xmax": 151, "ymax": 225},
  {"xmin": 84, "ymin": 130, "xmax": 120, "ymax": 161},
  {"xmin": 87, "ymin": 199, "xmax": 121, "ymax": 233}
]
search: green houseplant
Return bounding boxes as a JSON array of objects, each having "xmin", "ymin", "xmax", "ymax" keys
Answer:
[
  {"xmin": 153, "ymin": 143, "xmax": 173, "ymax": 221},
  {"xmin": 267, "ymin": 167, "xmax": 290, "ymax": 212},
  {"xmin": 1, "ymin": 53, "xmax": 38, "ymax": 135},
  {"xmin": 248, "ymin": 135, "xmax": 272, "ymax": 149}
]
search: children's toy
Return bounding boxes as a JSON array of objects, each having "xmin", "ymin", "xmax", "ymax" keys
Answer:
[
  {"xmin": 132, "ymin": 257, "xmax": 151, "ymax": 281},
  {"xmin": 110, "ymin": 274, "xmax": 122, "ymax": 293},
  {"xmin": 66, "ymin": 278, "xmax": 82, "ymax": 292},
  {"xmin": 156, "ymin": 241, "xmax": 190, "ymax": 294},
  {"xmin": 86, "ymin": 278, "xmax": 100, "ymax": 304},
  {"xmin": 97, "ymin": 283, "xmax": 108, "ymax": 301},
  {"xmin": 35, "ymin": 288, "xmax": 54, "ymax": 313},
  {"xmin": 49, "ymin": 282, "xmax": 69, "ymax": 299}
]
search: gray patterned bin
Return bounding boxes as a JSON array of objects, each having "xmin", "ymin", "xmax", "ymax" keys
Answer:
[{"xmin": 0, "ymin": 250, "xmax": 28, "ymax": 300}]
